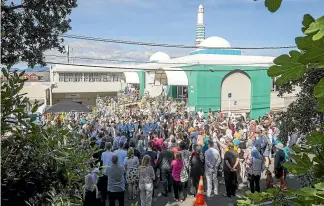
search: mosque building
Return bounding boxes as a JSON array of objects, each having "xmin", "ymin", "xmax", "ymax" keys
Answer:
[
  {"xmin": 131, "ymin": 4, "xmax": 299, "ymax": 118},
  {"xmin": 20, "ymin": 4, "xmax": 299, "ymax": 117}
]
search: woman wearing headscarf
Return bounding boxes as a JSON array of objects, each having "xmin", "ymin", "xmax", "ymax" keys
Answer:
[
  {"xmin": 124, "ymin": 147, "xmax": 139, "ymax": 200},
  {"xmin": 247, "ymin": 149, "xmax": 264, "ymax": 193},
  {"xmin": 82, "ymin": 174, "xmax": 99, "ymax": 206},
  {"xmin": 189, "ymin": 145, "xmax": 205, "ymax": 197}
]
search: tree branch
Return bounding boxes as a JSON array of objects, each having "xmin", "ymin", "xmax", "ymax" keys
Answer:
[{"xmin": 2, "ymin": 4, "xmax": 24, "ymax": 12}]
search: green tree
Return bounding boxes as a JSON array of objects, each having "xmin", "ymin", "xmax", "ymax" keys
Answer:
[
  {"xmin": 274, "ymin": 69, "xmax": 324, "ymax": 143},
  {"xmin": 1, "ymin": 69, "xmax": 96, "ymax": 205},
  {"xmin": 238, "ymin": 1, "xmax": 324, "ymax": 205},
  {"xmin": 0, "ymin": 1, "xmax": 94, "ymax": 205},
  {"xmin": 1, "ymin": 0, "xmax": 77, "ymax": 67}
]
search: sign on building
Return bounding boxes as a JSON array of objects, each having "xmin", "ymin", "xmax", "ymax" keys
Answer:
[{"xmin": 65, "ymin": 94, "xmax": 80, "ymax": 98}]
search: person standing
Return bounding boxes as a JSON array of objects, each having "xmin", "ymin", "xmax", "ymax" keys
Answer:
[
  {"xmin": 101, "ymin": 142, "xmax": 114, "ymax": 168},
  {"xmin": 124, "ymin": 148, "xmax": 139, "ymax": 200},
  {"xmin": 189, "ymin": 145, "xmax": 204, "ymax": 197},
  {"xmin": 274, "ymin": 143, "xmax": 286, "ymax": 190},
  {"xmin": 171, "ymin": 152, "xmax": 184, "ymax": 202},
  {"xmin": 139, "ymin": 155, "xmax": 156, "ymax": 206},
  {"xmin": 158, "ymin": 142, "xmax": 174, "ymax": 197},
  {"xmin": 247, "ymin": 149, "xmax": 264, "ymax": 193},
  {"xmin": 82, "ymin": 174, "xmax": 98, "ymax": 206},
  {"xmin": 179, "ymin": 142, "xmax": 191, "ymax": 190},
  {"xmin": 223, "ymin": 142, "xmax": 239, "ymax": 199},
  {"xmin": 105, "ymin": 155, "xmax": 125, "ymax": 206},
  {"xmin": 114, "ymin": 142, "xmax": 127, "ymax": 167},
  {"xmin": 204, "ymin": 140, "xmax": 221, "ymax": 197},
  {"xmin": 143, "ymin": 142, "xmax": 158, "ymax": 195}
]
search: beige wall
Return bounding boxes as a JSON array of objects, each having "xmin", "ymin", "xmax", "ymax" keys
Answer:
[
  {"xmin": 221, "ymin": 72, "xmax": 251, "ymax": 112},
  {"xmin": 52, "ymin": 82, "xmax": 124, "ymax": 93},
  {"xmin": 270, "ymin": 88, "xmax": 300, "ymax": 111},
  {"xmin": 52, "ymin": 92, "xmax": 117, "ymax": 107},
  {"xmin": 20, "ymin": 84, "xmax": 47, "ymax": 101}
]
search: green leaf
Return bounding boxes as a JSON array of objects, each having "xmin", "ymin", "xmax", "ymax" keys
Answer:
[
  {"xmin": 284, "ymin": 162, "xmax": 309, "ymax": 174},
  {"xmin": 264, "ymin": 0, "xmax": 282, "ymax": 13},
  {"xmin": 314, "ymin": 78, "xmax": 324, "ymax": 98},
  {"xmin": 315, "ymin": 182, "xmax": 324, "ymax": 191},
  {"xmin": 317, "ymin": 96, "xmax": 324, "ymax": 112},
  {"xmin": 284, "ymin": 153, "xmax": 312, "ymax": 174},
  {"xmin": 296, "ymin": 187, "xmax": 317, "ymax": 196},
  {"xmin": 303, "ymin": 14, "xmax": 316, "ymax": 29},
  {"xmin": 307, "ymin": 132, "xmax": 324, "ymax": 145},
  {"xmin": 305, "ymin": 16, "xmax": 324, "ymax": 41},
  {"xmin": 267, "ymin": 50, "xmax": 308, "ymax": 85},
  {"xmin": 295, "ymin": 35, "xmax": 324, "ymax": 64},
  {"xmin": 31, "ymin": 104, "xmax": 39, "ymax": 113}
]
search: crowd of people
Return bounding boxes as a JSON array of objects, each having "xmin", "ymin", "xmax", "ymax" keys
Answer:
[{"xmin": 59, "ymin": 95, "xmax": 299, "ymax": 206}]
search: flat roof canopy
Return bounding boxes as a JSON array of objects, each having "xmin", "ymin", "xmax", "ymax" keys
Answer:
[
  {"xmin": 123, "ymin": 72, "xmax": 139, "ymax": 84},
  {"xmin": 154, "ymin": 67, "xmax": 188, "ymax": 86}
]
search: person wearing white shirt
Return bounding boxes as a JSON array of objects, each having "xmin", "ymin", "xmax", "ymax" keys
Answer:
[{"xmin": 198, "ymin": 108, "xmax": 204, "ymax": 119}]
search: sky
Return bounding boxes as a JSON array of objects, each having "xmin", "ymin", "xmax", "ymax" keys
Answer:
[{"xmin": 13, "ymin": 0, "xmax": 324, "ymax": 69}]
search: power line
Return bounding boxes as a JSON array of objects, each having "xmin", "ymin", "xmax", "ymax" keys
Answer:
[
  {"xmin": 45, "ymin": 54, "xmax": 274, "ymax": 66},
  {"xmin": 61, "ymin": 34, "xmax": 297, "ymax": 50},
  {"xmin": 45, "ymin": 61, "xmax": 270, "ymax": 72},
  {"xmin": 45, "ymin": 54, "xmax": 190, "ymax": 65}
]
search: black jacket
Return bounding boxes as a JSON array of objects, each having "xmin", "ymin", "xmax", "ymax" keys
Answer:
[{"xmin": 158, "ymin": 149, "xmax": 174, "ymax": 171}]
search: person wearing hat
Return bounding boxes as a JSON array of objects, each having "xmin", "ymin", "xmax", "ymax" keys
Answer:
[{"xmin": 274, "ymin": 142, "xmax": 286, "ymax": 189}]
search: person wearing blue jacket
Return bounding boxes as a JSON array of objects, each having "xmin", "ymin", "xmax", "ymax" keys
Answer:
[
  {"xmin": 117, "ymin": 120, "xmax": 127, "ymax": 133},
  {"xmin": 126, "ymin": 119, "xmax": 136, "ymax": 138},
  {"xmin": 149, "ymin": 120, "xmax": 159, "ymax": 133},
  {"xmin": 143, "ymin": 120, "xmax": 151, "ymax": 137}
]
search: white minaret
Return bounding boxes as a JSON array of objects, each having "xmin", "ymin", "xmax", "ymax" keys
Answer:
[{"xmin": 195, "ymin": 4, "xmax": 205, "ymax": 45}]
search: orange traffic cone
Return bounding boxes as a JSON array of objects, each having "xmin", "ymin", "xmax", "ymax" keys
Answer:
[
  {"xmin": 193, "ymin": 176, "xmax": 207, "ymax": 206},
  {"xmin": 281, "ymin": 170, "xmax": 287, "ymax": 190}
]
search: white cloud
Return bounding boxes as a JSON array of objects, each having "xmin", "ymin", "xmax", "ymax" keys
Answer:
[{"xmin": 44, "ymin": 40, "xmax": 190, "ymax": 66}]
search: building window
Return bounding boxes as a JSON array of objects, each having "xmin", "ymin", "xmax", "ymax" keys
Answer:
[
  {"xmin": 64, "ymin": 73, "xmax": 69, "ymax": 82},
  {"xmin": 112, "ymin": 73, "xmax": 125, "ymax": 82},
  {"xmin": 177, "ymin": 86, "xmax": 188, "ymax": 99},
  {"xmin": 68, "ymin": 73, "xmax": 74, "ymax": 82},
  {"xmin": 38, "ymin": 76, "xmax": 44, "ymax": 81},
  {"xmin": 89, "ymin": 73, "xmax": 94, "ymax": 82},
  {"xmin": 271, "ymin": 77, "xmax": 280, "ymax": 92},
  {"xmin": 74, "ymin": 73, "xmax": 83, "ymax": 82},
  {"xmin": 94, "ymin": 73, "xmax": 102, "ymax": 82},
  {"xmin": 107, "ymin": 73, "xmax": 113, "ymax": 82},
  {"xmin": 101, "ymin": 73, "xmax": 107, "ymax": 82},
  {"xmin": 84, "ymin": 73, "xmax": 89, "ymax": 82},
  {"xmin": 59, "ymin": 73, "xmax": 64, "ymax": 82}
]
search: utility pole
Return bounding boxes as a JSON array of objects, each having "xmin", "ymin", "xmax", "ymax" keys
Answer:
[
  {"xmin": 67, "ymin": 45, "xmax": 70, "ymax": 63},
  {"xmin": 66, "ymin": 45, "xmax": 70, "ymax": 63}
]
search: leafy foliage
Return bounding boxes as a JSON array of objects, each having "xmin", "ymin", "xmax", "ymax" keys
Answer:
[
  {"xmin": 1, "ymin": 0, "xmax": 77, "ymax": 67},
  {"xmin": 264, "ymin": 0, "xmax": 282, "ymax": 13},
  {"xmin": 1, "ymin": 69, "xmax": 95, "ymax": 205},
  {"xmin": 274, "ymin": 69, "xmax": 324, "ymax": 142},
  {"xmin": 238, "ymin": 4, "xmax": 324, "ymax": 206}
]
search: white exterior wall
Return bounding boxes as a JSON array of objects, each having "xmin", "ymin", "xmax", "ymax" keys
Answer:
[
  {"xmin": 270, "ymin": 87, "xmax": 300, "ymax": 111},
  {"xmin": 221, "ymin": 72, "xmax": 251, "ymax": 112},
  {"xmin": 145, "ymin": 72, "xmax": 163, "ymax": 97},
  {"xmin": 52, "ymin": 82, "xmax": 123, "ymax": 93}
]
